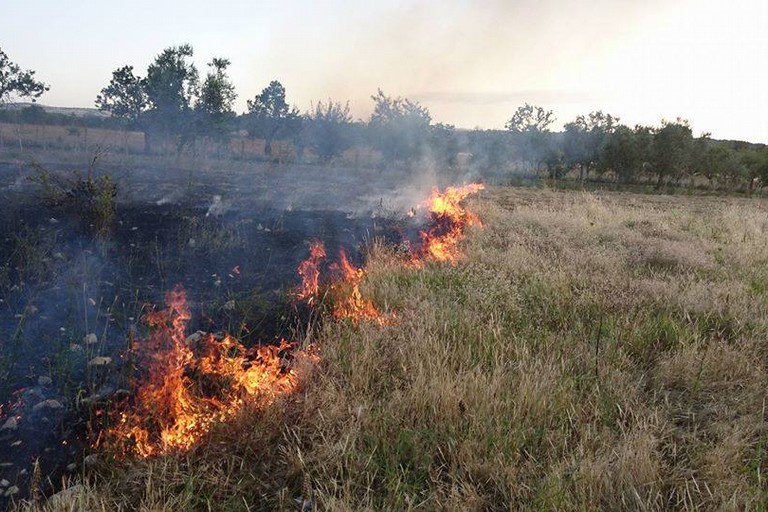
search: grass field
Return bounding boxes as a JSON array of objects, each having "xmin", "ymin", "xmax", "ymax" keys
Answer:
[{"xmin": 18, "ymin": 186, "xmax": 768, "ymax": 510}]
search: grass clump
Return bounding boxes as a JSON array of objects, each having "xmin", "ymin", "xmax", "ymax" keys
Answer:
[{"xmin": 29, "ymin": 162, "xmax": 117, "ymax": 234}]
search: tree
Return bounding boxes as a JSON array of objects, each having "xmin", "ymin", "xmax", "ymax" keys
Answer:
[
  {"xmin": 144, "ymin": 44, "xmax": 199, "ymax": 152},
  {"xmin": 95, "ymin": 65, "xmax": 148, "ymax": 126},
  {"xmin": 0, "ymin": 47, "xmax": 48, "ymax": 105},
  {"xmin": 598, "ymin": 125, "xmax": 644, "ymax": 182},
  {"xmin": 741, "ymin": 149, "xmax": 768, "ymax": 192},
  {"xmin": 505, "ymin": 103, "xmax": 554, "ymax": 133},
  {"xmin": 303, "ymin": 99, "xmax": 353, "ymax": 163},
  {"xmin": 690, "ymin": 135, "xmax": 720, "ymax": 186},
  {"xmin": 195, "ymin": 58, "xmax": 237, "ymax": 140},
  {"xmin": 368, "ymin": 89, "xmax": 431, "ymax": 165},
  {"xmin": 651, "ymin": 119, "xmax": 693, "ymax": 188},
  {"xmin": 246, "ymin": 80, "xmax": 301, "ymax": 157},
  {"xmin": 563, "ymin": 111, "xmax": 619, "ymax": 180},
  {"xmin": 505, "ymin": 104, "xmax": 555, "ymax": 171}
]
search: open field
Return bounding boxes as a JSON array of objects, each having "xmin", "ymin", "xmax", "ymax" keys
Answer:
[{"xmin": 16, "ymin": 185, "xmax": 768, "ymax": 510}]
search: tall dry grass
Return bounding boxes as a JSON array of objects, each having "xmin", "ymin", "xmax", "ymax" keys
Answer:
[{"xmin": 18, "ymin": 186, "xmax": 768, "ymax": 511}]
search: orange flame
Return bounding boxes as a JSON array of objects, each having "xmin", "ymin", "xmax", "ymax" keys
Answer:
[
  {"xmin": 296, "ymin": 241, "xmax": 326, "ymax": 304},
  {"xmin": 415, "ymin": 183, "xmax": 485, "ymax": 265},
  {"xmin": 107, "ymin": 184, "xmax": 483, "ymax": 458},
  {"xmin": 104, "ymin": 286, "xmax": 312, "ymax": 457},
  {"xmin": 330, "ymin": 250, "xmax": 388, "ymax": 324}
]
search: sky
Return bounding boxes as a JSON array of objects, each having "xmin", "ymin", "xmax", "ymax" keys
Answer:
[{"xmin": 2, "ymin": 0, "xmax": 767, "ymax": 142}]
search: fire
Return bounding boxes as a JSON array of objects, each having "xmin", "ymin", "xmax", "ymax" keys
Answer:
[
  {"xmin": 330, "ymin": 250, "xmax": 387, "ymax": 324},
  {"xmin": 295, "ymin": 243, "xmax": 387, "ymax": 324},
  {"xmin": 105, "ymin": 286, "xmax": 310, "ymax": 457},
  {"xmin": 415, "ymin": 183, "xmax": 485, "ymax": 265},
  {"xmin": 106, "ymin": 183, "xmax": 483, "ymax": 458},
  {"xmin": 296, "ymin": 240, "xmax": 326, "ymax": 304},
  {"xmin": 294, "ymin": 184, "xmax": 484, "ymax": 321}
]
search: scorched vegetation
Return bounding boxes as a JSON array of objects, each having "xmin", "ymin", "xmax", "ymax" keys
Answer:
[{"xmin": 21, "ymin": 186, "xmax": 768, "ymax": 511}]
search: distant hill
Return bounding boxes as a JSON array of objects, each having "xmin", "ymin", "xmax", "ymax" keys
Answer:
[{"xmin": 1, "ymin": 102, "xmax": 109, "ymax": 119}]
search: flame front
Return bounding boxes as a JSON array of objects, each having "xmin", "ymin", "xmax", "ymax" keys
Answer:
[
  {"xmin": 330, "ymin": 250, "xmax": 387, "ymax": 324},
  {"xmin": 416, "ymin": 183, "xmax": 485, "ymax": 265},
  {"xmin": 105, "ymin": 287, "xmax": 309, "ymax": 457},
  {"xmin": 107, "ymin": 184, "xmax": 483, "ymax": 458},
  {"xmin": 294, "ymin": 184, "xmax": 485, "ymax": 322}
]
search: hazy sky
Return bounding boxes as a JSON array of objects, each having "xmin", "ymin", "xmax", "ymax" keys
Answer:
[{"xmin": 2, "ymin": 0, "xmax": 767, "ymax": 142}]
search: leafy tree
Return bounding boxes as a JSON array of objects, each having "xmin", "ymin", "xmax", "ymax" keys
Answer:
[
  {"xmin": 505, "ymin": 104, "xmax": 555, "ymax": 171},
  {"xmin": 563, "ymin": 111, "xmax": 619, "ymax": 180},
  {"xmin": 690, "ymin": 135, "xmax": 720, "ymax": 186},
  {"xmin": 633, "ymin": 124, "xmax": 654, "ymax": 177},
  {"xmin": 195, "ymin": 58, "xmax": 237, "ymax": 140},
  {"xmin": 720, "ymin": 148, "xmax": 747, "ymax": 190},
  {"xmin": 144, "ymin": 44, "xmax": 199, "ymax": 151},
  {"xmin": 303, "ymin": 99, "xmax": 353, "ymax": 163},
  {"xmin": 246, "ymin": 80, "xmax": 301, "ymax": 157},
  {"xmin": 95, "ymin": 65, "xmax": 148, "ymax": 126},
  {"xmin": 598, "ymin": 125, "xmax": 644, "ymax": 182},
  {"xmin": 368, "ymin": 89, "xmax": 431, "ymax": 165},
  {"xmin": 741, "ymin": 149, "xmax": 768, "ymax": 191},
  {"xmin": 562, "ymin": 121, "xmax": 589, "ymax": 179},
  {"xmin": 651, "ymin": 119, "xmax": 693, "ymax": 188},
  {"xmin": 0, "ymin": 47, "xmax": 48, "ymax": 104},
  {"xmin": 505, "ymin": 103, "xmax": 554, "ymax": 133}
]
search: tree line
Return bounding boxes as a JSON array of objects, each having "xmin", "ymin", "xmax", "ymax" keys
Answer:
[{"xmin": 2, "ymin": 44, "xmax": 767, "ymax": 191}]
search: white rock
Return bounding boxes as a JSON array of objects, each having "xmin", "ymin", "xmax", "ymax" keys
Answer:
[
  {"xmin": 0, "ymin": 479, "xmax": 8, "ymax": 487},
  {"xmin": 0, "ymin": 417, "xmax": 17, "ymax": 431},
  {"xmin": 205, "ymin": 195, "xmax": 226, "ymax": 217},
  {"xmin": 185, "ymin": 331, "xmax": 207, "ymax": 346},
  {"xmin": 32, "ymin": 399, "xmax": 63, "ymax": 412},
  {"xmin": 49, "ymin": 484, "xmax": 85, "ymax": 508},
  {"xmin": 38, "ymin": 376, "xmax": 52, "ymax": 387},
  {"xmin": 84, "ymin": 454, "xmax": 98, "ymax": 467},
  {"xmin": 5, "ymin": 485, "xmax": 19, "ymax": 496},
  {"xmin": 223, "ymin": 300, "xmax": 235, "ymax": 311},
  {"xmin": 88, "ymin": 356, "xmax": 111, "ymax": 367},
  {"xmin": 83, "ymin": 333, "xmax": 98, "ymax": 345}
]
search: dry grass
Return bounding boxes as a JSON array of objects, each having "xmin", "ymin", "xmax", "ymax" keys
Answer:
[{"xmin": 17, "ymin": 186, "xmax": 768, "ymax": 511}]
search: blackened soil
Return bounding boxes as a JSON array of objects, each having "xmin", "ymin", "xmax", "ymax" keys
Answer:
[{"xmin": 0, "ymin": 160, "xmax": 426, "ymax": 507}]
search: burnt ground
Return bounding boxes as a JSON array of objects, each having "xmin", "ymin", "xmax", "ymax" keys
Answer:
[{"xmin": 0, "ymin": 159, "xmax": 444, "ymax": 506}]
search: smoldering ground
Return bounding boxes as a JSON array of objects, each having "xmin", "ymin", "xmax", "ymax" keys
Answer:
[{"xmin": 0, "ymin": 155, "xmax": 478, "ymax": 504}]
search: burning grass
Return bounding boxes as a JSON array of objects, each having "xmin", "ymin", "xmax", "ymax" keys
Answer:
[
  {"xmin": 17, "ymin": 186, "xmax": 768, "ymax": 510},
  {"xmin": 100, "ymin": 286, "xmax": 314, "ymax": 458},
  {"xmin": 91, "ymin": 184, "xmax": 484, "ymax": 459}
]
